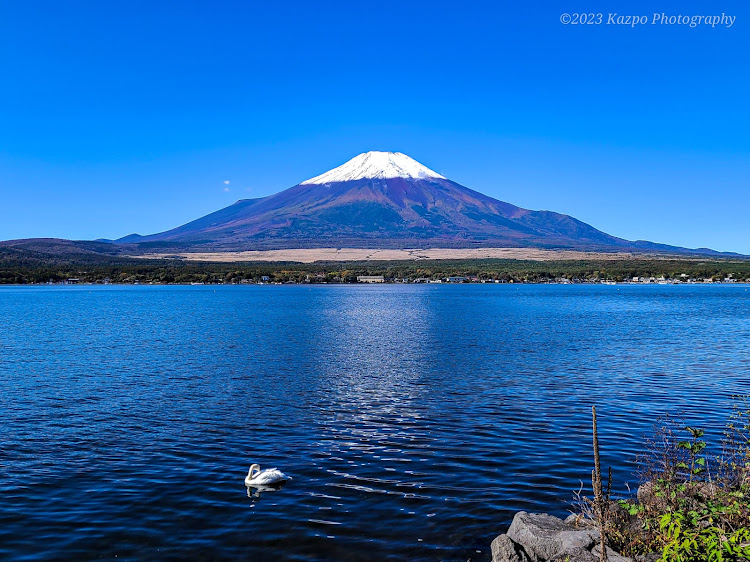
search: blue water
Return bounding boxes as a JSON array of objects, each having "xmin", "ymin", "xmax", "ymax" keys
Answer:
[{"xmin": 2, "ymin": 284, "xmax": 749, "ymax": 560}]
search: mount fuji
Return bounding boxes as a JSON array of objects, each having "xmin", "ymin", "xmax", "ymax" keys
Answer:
[{"xmin": 113, "ymin": 151, "xmax": 712, "ymax": 255}]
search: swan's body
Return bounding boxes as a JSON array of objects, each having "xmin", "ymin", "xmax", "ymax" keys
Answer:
[{"xmin": 245, "ymin": 464, "xmax": 290, "ymax": 487}]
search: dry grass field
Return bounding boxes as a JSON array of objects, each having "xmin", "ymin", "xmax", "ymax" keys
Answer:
[{"xmin": 136, "ymin": 247, "xmax": 658, "ymax": 263}]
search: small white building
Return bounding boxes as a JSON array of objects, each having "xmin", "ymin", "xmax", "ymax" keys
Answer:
[{"xmin": 357, "ymin": 275, "xmax": 385, "ymax": 283}]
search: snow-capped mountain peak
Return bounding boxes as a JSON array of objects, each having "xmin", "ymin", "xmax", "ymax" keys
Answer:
[{"xmin": 300, "ymin": 151, "xmax": 446, "ymax": 185}]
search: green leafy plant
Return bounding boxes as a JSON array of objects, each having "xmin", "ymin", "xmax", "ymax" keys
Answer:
[
  {"xmin": 576, "ymin": 397, "xmax": 750, "ymax": 561},
  {"xmin": 660, "ymin": 511, "xmax": 750, "ymax": 561},
  {"xmin": 676, "ymin": 426, "xmax": 707, "ymax": 483}
]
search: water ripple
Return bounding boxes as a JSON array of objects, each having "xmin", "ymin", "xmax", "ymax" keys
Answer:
[{"xmin": 1, "ymin": 284, "xmax": 749, "ymax": 560}]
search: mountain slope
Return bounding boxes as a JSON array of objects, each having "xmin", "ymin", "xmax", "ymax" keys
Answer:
[{"xmin": 116, "ymin": 152, "xmax": 719, "ymax": 254}]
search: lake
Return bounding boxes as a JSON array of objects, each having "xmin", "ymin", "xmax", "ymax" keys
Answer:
[{"xmin": 2, "ymin": 284, "xmax": 749, "ymax": 560}]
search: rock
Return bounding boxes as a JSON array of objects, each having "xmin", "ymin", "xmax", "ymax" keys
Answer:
[
  {"xmin": 490, "ymin": 534, "xmax": 531, "ymax": 562},
  {"xmin": 636, "ymin": 481, "xmax": 655, "ymax": 505},
  {"xmin": 559, "ymin": 529, "xmax": 598, "ymax": 553},
  {"xmin": 551, "ymin": 546, "xmax": 597, "ymax": 561},
  {"xmin": 634, "ymin": 554, "xmax": 661, "ymax": 562},
  {"xmin": 693, "ymin": 482, "xmax": 719, "ymax": 499},
  {"xmin": 506, "ymin": 512, "xmax": 598, "ymax": 561},
  {"xmin": 591, "ymin": 544, "xmax": 635, "ymax": 562}
]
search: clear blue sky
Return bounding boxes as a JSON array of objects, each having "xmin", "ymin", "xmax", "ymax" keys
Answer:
[{"xmin": 1, "ymin": 0, "xmax": 748, "ymax": 253}]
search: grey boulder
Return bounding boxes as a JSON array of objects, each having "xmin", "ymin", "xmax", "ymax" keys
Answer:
[
  {"xmin": 507, "ymin": 512, "xmax": 598, "ymax": 561},
  {"xmin": 491, "ymin": 534, "xmax": 531, "ymax": 562},
  {"xmin": 550, "ymin": 546, "xmax": 597, "ymax": 561}
]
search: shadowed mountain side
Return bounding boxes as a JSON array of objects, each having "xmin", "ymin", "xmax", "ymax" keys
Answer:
[
  {"xmin": 0, "ymin": 238, "xmax": 138, "ymax": 265},
  {"xmin": 115, "ymin": 176, "xmax": 618, "ymax": 247},
  {"xmin": 115, "ymin": 174, "xmax": 733, "ymax": 256}
]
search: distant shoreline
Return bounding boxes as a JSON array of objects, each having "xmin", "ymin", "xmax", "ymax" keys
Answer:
[
  {"xmin": 7, "ymin": 283, "xmax": 750, "ymax": 287},
  {"xmin": 3, "ymin": 246, "xmax": 750, "ymax": 285},
  {"xmin": 5, "ymin": 281, "xmax": 750, "ymax": 287}
]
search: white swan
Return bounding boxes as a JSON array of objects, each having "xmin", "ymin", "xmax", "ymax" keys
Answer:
[{"xmin": 245, "ymin": 464, "xmax": 290, "ymax": 486}]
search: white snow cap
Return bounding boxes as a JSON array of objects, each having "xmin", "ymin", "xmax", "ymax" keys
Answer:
[{"xmin": 301, "ymin": 151, "xmax": 445, "ymax": 185}]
